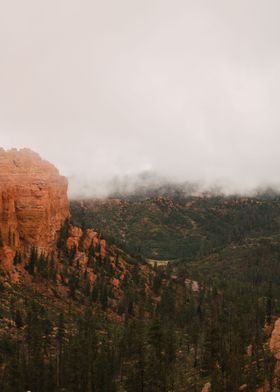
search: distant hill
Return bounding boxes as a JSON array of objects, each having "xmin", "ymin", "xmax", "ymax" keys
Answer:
[{"xmin": 70, "ymin": 195, "xmax": 280, "ymax": 261}]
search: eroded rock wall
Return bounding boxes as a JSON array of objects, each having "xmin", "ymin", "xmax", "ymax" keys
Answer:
[{"xmin": 0, "ymin": 148, "xmax": 69, "ymax": 259}]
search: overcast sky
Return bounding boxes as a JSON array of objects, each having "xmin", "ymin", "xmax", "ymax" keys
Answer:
[{"xmin": 1, "ymin": 0, "xmax": 280, "ymax": 197}]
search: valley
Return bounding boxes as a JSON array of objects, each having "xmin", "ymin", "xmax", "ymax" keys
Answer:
[{"xmin": 0, "ymin": 149, "xmax": 280, "ymax": 391}]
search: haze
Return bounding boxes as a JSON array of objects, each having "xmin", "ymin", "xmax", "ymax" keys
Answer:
[{"xmin": 1, "ymin": 0, "xmax": 280, "ymax": 198}]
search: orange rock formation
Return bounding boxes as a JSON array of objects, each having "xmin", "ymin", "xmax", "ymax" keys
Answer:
[
  {"xmin": 269, "ymin": 317, "xmax": 280, "ymax": 386},
  {"xmin": 0, "ymin": 148, "xmax": 69, "ymax": 262}
]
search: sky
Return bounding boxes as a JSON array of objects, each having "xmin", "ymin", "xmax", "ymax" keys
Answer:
[{"xmin": 1, "ymin": 0, "xmax": 280, "ymax": 197}]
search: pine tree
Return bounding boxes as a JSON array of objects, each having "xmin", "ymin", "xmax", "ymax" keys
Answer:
[{"xmin": 26, "ymin": 246, "xmax": 38, "ymax": 275}]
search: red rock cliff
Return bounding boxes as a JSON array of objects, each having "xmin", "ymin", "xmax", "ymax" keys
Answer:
[{"xmin": 0, "ymin": 148, "xmax": 69, "ymax": 257}]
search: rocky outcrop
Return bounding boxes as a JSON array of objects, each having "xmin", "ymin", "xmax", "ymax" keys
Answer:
[
  {"xmin": 269, "ymin": 318, "xmax": 280, "ymax": 389},
  {"xmin": 270, "ymin": 319, "xmax": 280, "ymax": 362},
  {"xmin": 66, "ymin": 226, "xmax": 105, "ymax": 257},
  {"xmin": 0, "ymin": 148, "xmax": 69, "ymax": 264},
  {"xmin": 201, "ymin": 382, "xmax": 211, "ymax": 392}
]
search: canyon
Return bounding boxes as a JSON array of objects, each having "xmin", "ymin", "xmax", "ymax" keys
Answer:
[{"xmin": 0, "ymin": 148, "xmax": 280, "ymax": 391}]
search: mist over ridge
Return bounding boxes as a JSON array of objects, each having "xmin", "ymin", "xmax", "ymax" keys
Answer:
[{"xmin": 68, "ymin": 169, "xmax": 280, "ymax": 200}]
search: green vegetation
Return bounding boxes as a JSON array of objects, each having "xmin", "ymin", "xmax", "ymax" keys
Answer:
[{"xmin": 70, "ymin": 196, "xmax": 280, "ymax": 260}]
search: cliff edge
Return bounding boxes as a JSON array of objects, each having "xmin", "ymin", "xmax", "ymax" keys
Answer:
[{"xmin": 0, "ymin": 148, "xmax": 69, "ymax": 267}]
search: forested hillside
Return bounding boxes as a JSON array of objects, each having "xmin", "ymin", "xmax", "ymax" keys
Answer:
[
  {"xmin": 1, "ymin": 225, "xmax": 279, "ymax": 391},
  {"xmin": 1, "ymin": 192, "xmax": 280, "ymax": 391},
  {"xmin": 70, "ymin": 195, "xmax": 280, "ymax": 261}
]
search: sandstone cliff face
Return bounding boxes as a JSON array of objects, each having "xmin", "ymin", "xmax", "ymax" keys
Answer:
[
  {"xmin": 0, "ymin": 148, "xmax": 69, "ymax": 260},
  {"xmin": 269, "ymin": 318, "xmax": 280, "ymax": 388}
]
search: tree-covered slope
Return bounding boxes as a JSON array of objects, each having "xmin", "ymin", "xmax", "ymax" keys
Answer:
[{"xmin": 71, "ymin": 196, "xmax": 280, "ymax": 261}]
